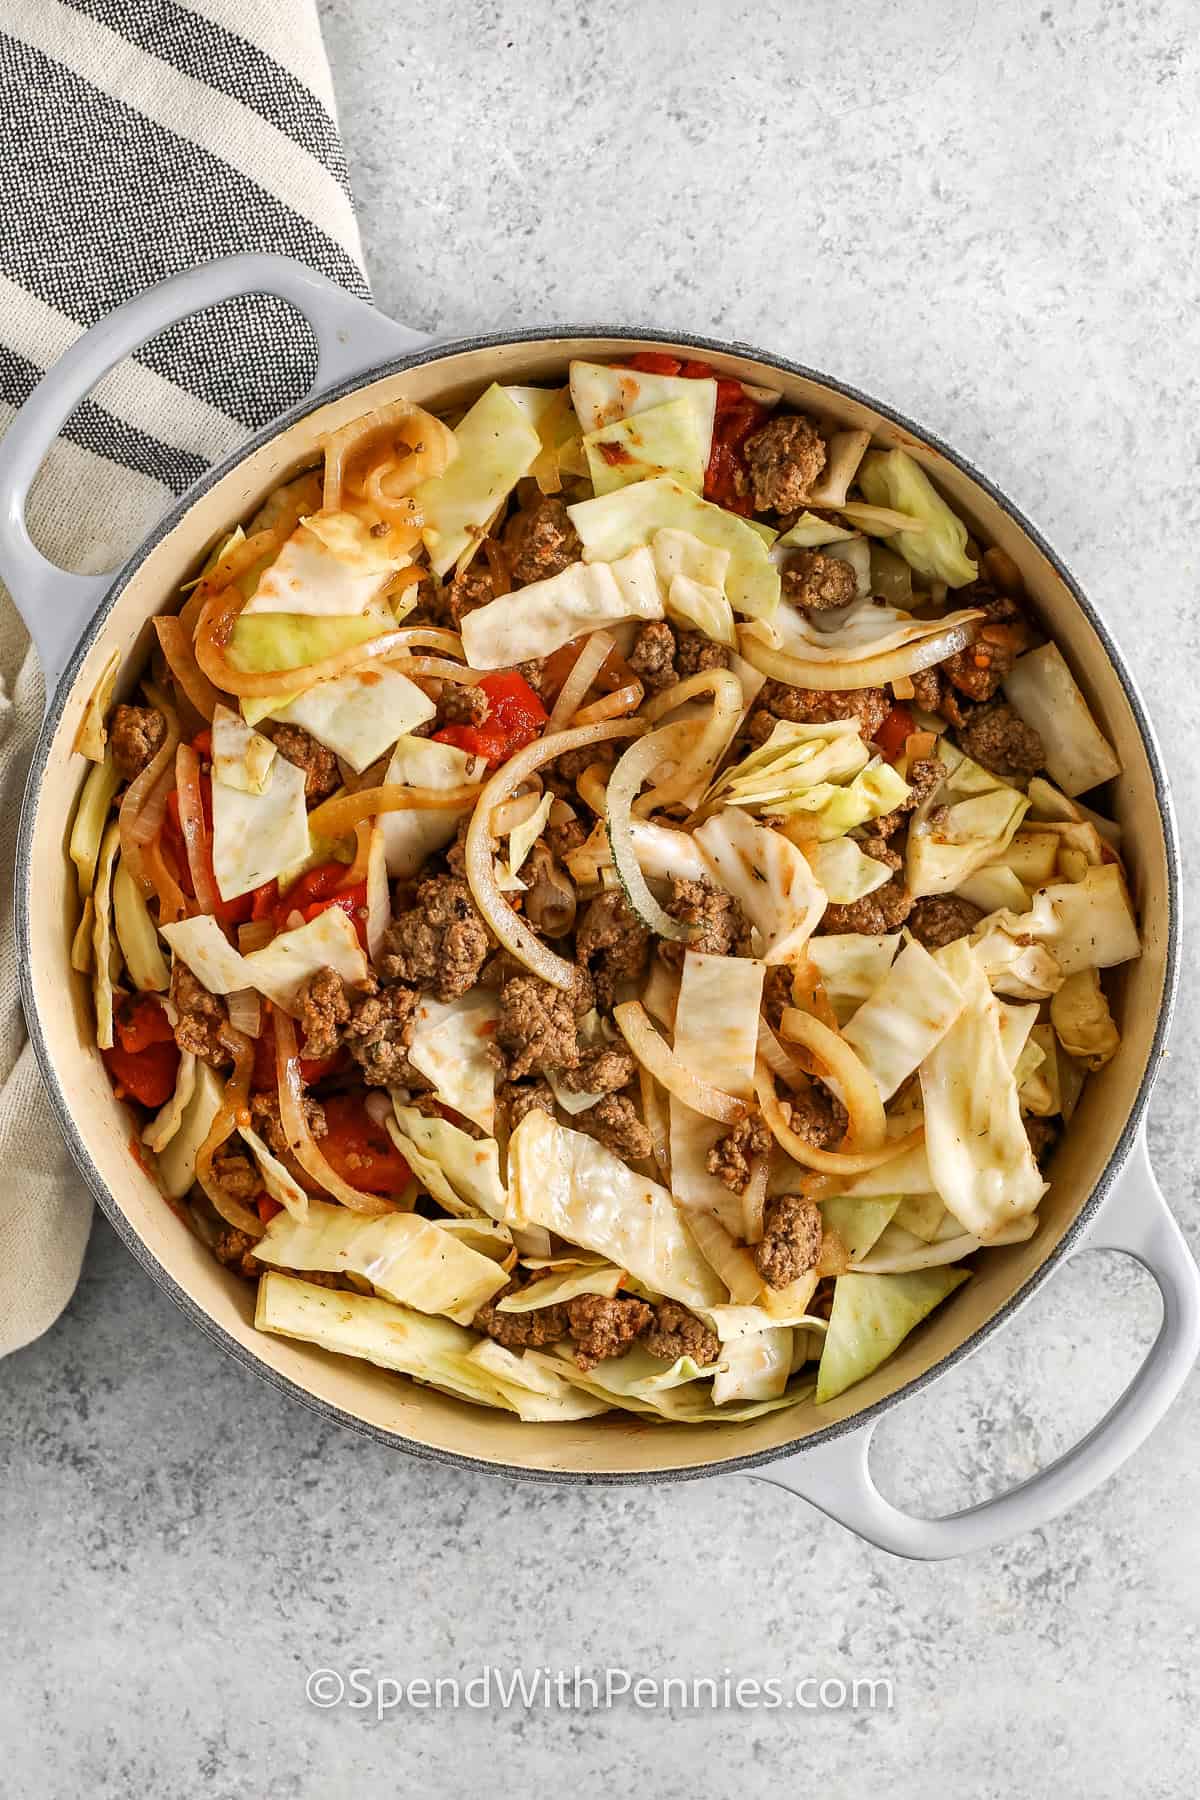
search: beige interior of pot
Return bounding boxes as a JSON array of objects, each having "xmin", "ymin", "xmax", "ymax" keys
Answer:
[{"xmin": 27, "ymin": 337, "xmax": 1172, "ymax": 1476}]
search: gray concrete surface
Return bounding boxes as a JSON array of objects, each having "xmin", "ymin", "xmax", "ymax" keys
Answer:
[{"xmin": 4, "ymin": 1, "xmax": 1199, "ymax": 1793}]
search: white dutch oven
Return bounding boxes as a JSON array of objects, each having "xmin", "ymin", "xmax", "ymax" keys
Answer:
[{"xmin": 2, "ymin": 254, "xmax": 1196, "ymax": 1559}]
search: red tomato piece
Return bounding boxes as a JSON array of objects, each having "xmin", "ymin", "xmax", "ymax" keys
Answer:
[
  {"xmin": 320, "ymin": 1095, "xmax": 412, "ymax": 1195},
  {"xmin": 618, "ymin": 351, "xmax": 682, "ymax": 376},
  {"xmin": 115, "ymin": 995, "xmax": 175, "ymax": 1055},
  {"xmin": 103, "ymin": 1037, "xmax": 180, "ymax": 1109},
  {"xmin": 876, "ymin": 705, "xmax": 915, "ymax": 763},
  {"xmin": 434, "ymin": 669, "xmax": 547, "ymax": 768}
]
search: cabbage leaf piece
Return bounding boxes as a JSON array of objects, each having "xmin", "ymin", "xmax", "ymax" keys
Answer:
[
  {"xmin": 1003, "ymin": 643, "xmax": 1121, "ymax": 797},
  {"xmin": 919, "ymin": 940, "xmax": 1047, "ymax": 1240},
  {"xmin": 807, "ymin": 837, "xmax": 893, "ymax": 904},
  {"xmin": 853, "ymin": 1213, "xmax": 1037, "ymax": 1273},
  {"xmin": 856, "ymin": 448, "xmax": 978, "ymax": 587},
  {"xmin": 379, "ymin": 735, "xmax": 488, "ymax": 879},
  {"xmin": 706, "ymin": 717, "xmax": 869, "ymax": 814},
  {"xmin": 506, "ymin": 1109, "xmax": 725, "ymax": 1311},
  {"xmin": 743, "ymin": 589, "xmax": 983, "ymax": 663},
  {"xmin": 533, "ymin": 1344, "xmax": 808, "ymax": 1423},
  {"xmin": 651, "ymin": 528, "xmax": 736, "ymax": 646},
  {"xmin": 1050, "ymin": 968, "xmax": 1120, "ymax": 1070},
  {"xmin": 255, "ymin": 1273, "xmax": 515, "ymax": 1410},
  {"xmin": 405, "ymin": 991, "xmax": 500, "ymax": 1135},
  {"xmin": 242, "ymin": 511, "xmax": 402, "ymax": 618},
  {"xmin": 712, "ymin": 1328, "xmax": 792, "ymax": 1405},
  {"xmin": 973, "ymin": 864, "xmax": 1139, "ymax": 983},
  {"xmin": 211, "ymin": 750, "xmax": 310, "ymax": 901},
  {"xmin": 163, "ymin": 907, "xmax": 369, "ymax": 1013},
  {"xmin": 775, "ymin": 760, "xmax": 911, "ymax": 840},
  {"xmin": 465, "ymin": 1340, "xmax": 611, "ymax": 1421},
  {"xmin": 142, "ymin": 1051, "xmax": 197, "ymax": 1154},
  {"xmin": 212, "ymin": 703, "xmax": 276, "ymax": 794},
  {"xmin": 806, "ymin": 934, "xmax": 901, "ymax": 1024},
  {"xmin": 819, "ymin": 1196, "xmax": 900, "ymax": 1262},
  {"xmin": 91, "ymin": 821, "xmax": 122, "ymax": 1049},
  {"xmin": 230, "ymin": 606, "xmax": 392, "ymax": 726},
  {"xmin": 841, "ymin": 936, "xmax": 966, "ymax": 1101},
  {"xmin": 388, "ymin": 1104, "xmax": 507, "ymax": 1221},
  {"xmin": 694, "ymin": 807, "xmax": 826, "ymax": 963},
  {"xmin": 253, "ymin": 1199, "xmax": 507, "ymax": 1323},
  {"xmin": 70, "ymin": 755, "xmax": 122, "ymax": 901},
  {"xmin": 112, "ymin": 858, "xmax": 169, "ymax": 992},
  {"xmin": 815, "ymin": 1267, "xmax": 970, "ymax": 1403},
  {"xmin": 568, "ymin": 476, "xmax": 780, "ymax": 620},
  {"xmin": 460, "ymin": 545, "xmax": 663, "ymax": 668},
  {"xmin": 568, "ymin": 360, "xmax": 717, "ymax": 459},
  {"xmin": 668, "ymin": 951, "xmax": 765, "ymax": 1234},
  {"xmin": 414, "ymin": 384, "xmax": 541, "ymax": 577},
  {"xmin": 584, "ymin": 398, "xmax": 707, "ymax": 496},
  {"xmin": 906, "ymin": 740, "xmax": 1029, "ymax": 897},
  {"xmin": 156, "ymin": 1062, "xmax": 224, "ymax": 1199},
  {"xmin": 271, "ymin": 666, "xmax": 435, "ymax": 773},
  {"xmin": 238, "ymin": 1125, "xmax": 309, "ymax": 1220}
]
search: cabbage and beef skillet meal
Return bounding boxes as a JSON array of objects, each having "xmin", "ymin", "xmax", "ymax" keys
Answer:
[{"xmin": 69, "ymin": 354, "xmax": 1139, "ymax": 1424}]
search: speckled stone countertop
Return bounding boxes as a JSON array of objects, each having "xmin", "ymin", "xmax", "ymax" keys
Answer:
[{"xmin": 4, "ymin": 2, "xmax": 1199, "ymax": 1794}]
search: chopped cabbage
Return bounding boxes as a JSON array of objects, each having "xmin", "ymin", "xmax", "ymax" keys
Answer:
[
  {"xmin": 460, "ymin": 545, "xmax": 663, "ymax": 669},
  {"xmin": 70, "ymin": 756, "xmax": 122, "ymax": 900},
  {"xmin": 584, "ymin": 397, "xmax": 707, "ymax": 496},
  {"xmin": 238, "ymin": 1124, "xmax": 309, "ymax": 1220},
  {"xmin": 142, "ymin": 1051, "xmax": 197, "ymax": 1154},
  {"xmin": 506, "ymin": 1109, "xmax": 724, "ymax": 1311},
  {"xmin": 156, "ymin": 1062, "xmax": 224, "ymax": 1199},
  {"xmin": 230, "ymin": 606, "xmax": 390, "ymax": 726},
  {"xmin": 745, "ymin": 590, "xmax": 983, "ymax": 664},
  {"xmin": 73, "ymin": 647, "xmax": 120, "ymax": 762},
  {"xmin": 954, "ymin": 863, "xmax": 1029, "ymax": 915},
  {"xmin": 977, "ymin": 865, "xmax": 1140, "ymax": 981},
  {"xmin": 379, "ymin": 735, "xmax": 488, "ymax": 878},
  {"xmin": 405, "ymin": 991, "xmax": 499, "ymax": 1134},
  {"xmin": 706, "ymin": 717, "xmax": 869, "ymax": 815},
  {"xmin": 856, "ymin": 448, "xmax": 978, "ymax": 587},
  {"xmin": 211, "ymin": 703, "xmax": 276, "ymax": 794},
  {"xmin": 242, "ymin": 514, "xmax": 398, "ymax": 617},
  {"xmin": 652, "ymin": 528, "xmax": 736, "ymax": 647},
  {"xmin": 111, "ymin": 857, "xmax": 168, "ymax": 993},
  {"xmin": 497, "ymin": 1265, "xmax": 624, "ymax": 1310},
  {"xmin": 210, "ymin": 751, "xmax": 310, "ymax": 902},
  {"xmin": 668, "ymin": 951, "xmax": 764, "ymax": 1233},
  {"xmin": 807, "ymin": 836, "xmax": 893, "ymax": 904},
  {"xmin": 841, "ymin": 937, "xmax": 966, "ymax": 1101},
  {"xmin": 969, "ymin": 917, "xmax": 1063, "ymax": 1000},
  {"xmin": 414, "ymin": 384, "xmax": 541, "ymax": 577},
  {"xmin": 466, "ymin": 1340, "xmax": 611, "ymax": 1421},
  {"xmin": 819, "ymin": 1195, "xmax": 900, "ymax": 1261},
  {"xmin": 1050, "ymin": 968, "xmax": 1120, "ymax": 1070},
  {"xmin": 535, "ymin": 1344, "xmax": 806, "ymax": 1423},
  {"xmin": 712, "ymin": 1328, "xmax": 792, "ymax": 1405},
  {"xmin": 998, "ymin": 829, "xmax": 1061, "ymax": 887},
  {"xmin": 568, "ymin": 359, "xmax": 716, "ymax": 458},
  {"xmin": 775, "ymin": 759, "xmax": 911, "ymax": 840},
  {"xmin": 255, "ymin": 1273, "xmax": 515, "ymax": 1410},
  {"xmin": 1003, "ymin": 644, "xmax": 1121, "ymax": 797},
  {"xmin": 919, "ymin": 941, "xmax": 1047, "ymax": 1240},
  {"xmin": 253, "ymin": 1199, "xmax": 507, "ymax": 1323},
  {"xmin": 272, "ymin": 666, "xmax": 434, "ymax": 772},
  {"xmin": 807, "ymin": 934, "xmax": 901, "ymax": 1023},
  {"xmin": 91, "ymin": 821, "xmax": 122, "ymax": 1049},
  {"xmin": 163, "ymin": 906, "xmax": 369, "ymax": 1012},
  {"xmin": 906, "ymin": 740, "xmax": 1029, "ymax": 897},
  {"xmin": 388, "ymin": 1104, "xmax": 506, "ymax": 1221},
  {"xmin": 851, "ymin": 1214, "xmax": 1036, "ymax": 1273},
  {"xmin": 890, "ymin": 1192, "xmax": 947, "ymax": 1243},
  {"xmin": 694, "ymin": 807, "xmax": 826, "ymax": 963},
  {"xmin": 816, "ymin": 1267, "xmax": 970, "ymax": 1403},
  {"xmin": 776, "ymin": 512, "xmax": 859, "ymax": 549},
  {"xmin": 1017, "ymin": 1021, "xmax": 1060, "ymax": 1116},
  {"xmin": 568, "ymin": 476, "xmax": 780, "ymax": 620},
  {"xmin": 1026, "ymin": 775, "xmax": 1121, "ymax": 847},
  {"xmin": 805, "ymin": 428, "xmax": 872, "ymax": 508}
]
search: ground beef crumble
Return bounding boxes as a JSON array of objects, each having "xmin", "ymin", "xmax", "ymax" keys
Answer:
[
  {"xmin": 110, "ymin": 704, "xmax": 166, "ymax": 782},
  {"xmin": 491, "ymin": 974, "xmax": 580, "ymax": 1079},
  {"xmin": 565, "ymin": 1294, "xmax": 653, "ymax": 1370},
  {"xmin": 820, "ymin": 875, "xmax": 914, "ymax": 935},
  {"xmin": 781, "ymin": 1082, "xmax": 848, "ymax": 1150},
  {"xmin": 743, "ymin": 414, "xmax": 827, "ymax": 513},
  {"xmin": 676, "ymin": 630, "xmax": 730, "ymax": 676},
  {"xmin": 643, "ymin": 1300, "xmax": 719, "ymax": 1367},
  {"xmin": 250, "ymin": 1090, "xmax": 327, "ymax": 1156},
  {"xmin": 658, "ymin": 877, "xmax": 749, "ymax": 969},
  {"xmin": 344, "ymin": 983, "xmax": 422, "ymax": 1086},
  {"xmin": 504, "ymin": 496, "xmax": 582, "ymax": 585},
  {"xmin": 296, "ymin": 966, "xmax": 351, "ymax": 1062},
  {"xmin": 169, "ymin": 962, "xmax": 231, "ymax": 1068},
  {"xmin": 561, "ymin": 1045, "xmax": 637, "ymax": 1096},
  {"xmin": 271, "ymin": 723, "xmax": 340, "ymax": 805},
  {"xmin": 781, "ymin": 550, "xmax": 858, "ymax": 611},
  {"xmin": 576, "ymin": 890, "xmax": 650, "ymax": 1009},
  {"xmin": 907, "ymin": 895, "xmax": 985, "ymax": 952},
  {"xmin": 578, "ymin": 1093, "xmax": 652, "ymax": 1162},
  {"xmin": 497, "ymin": 1077, "xmax": 555, "ymax": 1131},
  {"xmin": 211, "ymin": 1144, "xmax": 262, "ymax": 1202},
  {"xmin": 750, "ymin": 680, "xmax": 892, "ymax": 744},
  {"xmin": 706, "ymin": 1113, "xmax": 772, "ymax": 1192},
  {"xmin": 956, "ymin": 701, "xmax": 1044, "ymax": 781},
  {"xmin": 754, "ymin": 1192, "xmax": 824, "ymax": 1290},
  {"xmin": 628, "ymin": 620, "xmax": 677, "ymax": 693},
  {"xmin": 380, "ymin": 874, "xmax": 490, "ymax": 1001}
]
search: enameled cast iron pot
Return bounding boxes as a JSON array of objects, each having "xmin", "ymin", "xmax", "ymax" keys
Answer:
[{"xmin": 3, "ymin": 256, "xmax": 1196, "ymax": 1560}]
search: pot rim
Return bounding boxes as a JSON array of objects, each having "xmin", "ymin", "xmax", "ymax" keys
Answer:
[{"xmin": 17, "ymin": 325, "xmax": 1182, "ymax": 1485}]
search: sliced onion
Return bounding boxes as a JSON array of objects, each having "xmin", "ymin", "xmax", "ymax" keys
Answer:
[
  {"xmin": 614, "ymin": 1002, "xmax": 748, "ymax": 1125},
  {"xmin": 605, "ymin": 725, "xmax": 696, "ymax": 940},
  {"xmin": 686, "ymin": 1208, "xmax": 763, "ymax": 1304},
  {"xmin": 322, "ymin": 401, "xmax": 455, "ymax": 514},
  {"xmin": 274, "ymin": 1009, "xmax": 395, "ymax": 1214},
  {"xmin": 634, "ymin": 668, "xmax": 744, "ymax": 813},
  {"xmin": 196, "ymin": 1021, "xmax": 261, "ymax": 1236},
  {"xmin": 741, "ymin": 1154, "xmax": 769, "ymax": 1244},
  {"xmin": 238, "ymin": 919, "xmax": 275, "ymax": 953},
  {"xmin": 776, "ymin": 1007, "xmax": 887, "ymax": 1147},
  {"xmin": 464, "ymin": 718, "xmax": 644, "ymax": 991},
  {"xmin": 548, "ymin": 630, "xmax": 615, "ymax": 730},
  {"xmin": 852, "ymin": 1216, "xmax": 1038, "ymax": 1273},
  {"xmin": 306, "ymin": 781, "xmax": 486, "ymax": 840},
  {"xmin": 738, "ymin": 616, "xmax": 981, "ymax": 694},
  {"xmin": 571, "ymin": 680, "xmax": 644, "ymax": 726},
  {"xmin": 174, "ymin": 743, "xmax": 222, "ymax": 916},
  {"xmin": 756, "ymin": 1020, "xmax": 809, "ymax": 1088},
  {"xmin": 490, "ymin": 786, "xmax": 544, "ymax": 838},
  {"xmin": 118, "ymin": 693, "xmax": 181, "ymax": 891},
  {"xmin": 194, "ymin": 586, "xmax": 415, "ymax": 701},
  {"xmin": 342, "ymin": 819, "xmax": 373, "ymax": 888},
  {"xmin": 226, "ymin": 989, "xmax": 262, "ymax": 1038},
  {"xmin": 755, "ymin": 1061, "xmax": 923, "ymax": 1177},
  {"xmin": 638, "ymin": 1065, "xmax": 671, "ymax": 1183},
  {"xmin": 154, "ymin": 615, "xmax": 222, "ymax": 721},
  {"xmin": 387, "ymin": 657, "xmax": 482, "ymax": 684},
  {"xmin": 575, "ymin": 763, "xmax": 610, "ymax": 815}
]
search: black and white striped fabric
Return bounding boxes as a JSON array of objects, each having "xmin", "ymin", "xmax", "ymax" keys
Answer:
[{"xmin": 0, "ymin": 0, "xmax": 368, "ymax": 1355}]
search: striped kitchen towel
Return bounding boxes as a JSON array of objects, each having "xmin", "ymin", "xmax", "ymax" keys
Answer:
[{"xmin": 0, "ymin": 0, "xmax": 369, "ymax": 1355}]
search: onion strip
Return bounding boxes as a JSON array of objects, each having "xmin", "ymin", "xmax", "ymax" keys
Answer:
[
  {"xmin": 154, "ymin": 616, "xmax": 222, "ymax": 721},
  {"xmin": 548, "ymin": 631, "xmax": 616, "ymax": 731},
  {"xmin": 741, "ymin": 1156, "xmax": 769, "ymax": 1244},
  {"xmin": 195, "ymin": 589, "xmax": 432, "ymax": 701},
  {"xmin": 634, "ymin": 668, "xmax": 744, "ymax": 813},
  {"xmin": 274, "ymin": 1009, "xmax": 395, "ymax": 1214},
  {"xmin": 638, "ymin": 1066, "xmax": 671, "ymax": 1182},
  {"xmin": 738, "ymin": 616, "xmax": 982, "ymax": 695},
  {"xmin": 306, "ymin": 781, "xmax": 485, "ymax": 841},
  {"xmin": 196, "ymin": 1022, "xmax": 261, "ymax": 1236},
  {"xmin": 387, "ymin": 657, "xmax": 482, "ymax": 684},
  {"xmin": 571, "ymin": 680, "xmax": 644, "ymax": 726},
  {"xmin": 604, "ymin": 725, "xmax": 696, "ymax": 940},
  {"xmin": 755, "ymin": 1061, "xmax": 923, "ymax": 1176},
  {"xmin": 464, "ymin": 719, "xmax": 645, "ymax": 990},
  {"xmin": 118, "ymin": 695, "xmax": 181, "ymax": 890},
  {"xmin": 174, "ymin": 744, "xmax": 222, "ymax": 915},
  {"xmin": 614, "ymin": 1002, "xmax": 748, "ymax": 1125}
]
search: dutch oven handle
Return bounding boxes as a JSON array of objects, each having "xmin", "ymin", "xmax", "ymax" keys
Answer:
[
  {"xmin": 0, "ymin": 254, "xmax": 433, "ymax": 694},
  {"xmin": 751, "ymin": 1125, "xmax": 1200, "ymax": 1559}
]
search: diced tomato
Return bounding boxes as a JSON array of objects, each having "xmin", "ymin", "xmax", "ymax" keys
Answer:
[
  {"xmin": 115, "ymin": 995, "xmax": 175, "ymax": 1055},
  {"xmin": 256, "ymin": 1194, "xmax": 283, "ymax": 1224},
  {"xmin": 320, "ymin": 1094, "xmax": 412, "ymax": 1196},
  {"xmin": 162, "ymin": 783, "xmax": 253, "ymax": 928},
  {"xmin": 702, "ymin": 395, "xmax": 768, "ymax": 513},
  {"xmin": 434, "ymin": 669, "xmax": 547, "ymax": 768},
  {"xmin": 251, "ymin": 1012, "xmax": 344, "ymax": 1092},
  {"xmin": 272, "ymin": 861, "xmax": 368, "ymax": 949},
  {"xmin": 103, "ymin": 1035, "xmax": 180, "ymax": 1109},
  {"xmin": 715, "ymin": 376, "xmax": 747, "ymax": 412},
  {"xmin": 677, "ymin": 358, "xmax": 716, "ymax": 380},
  {"xmin": 876, "ymin": 704, "xmax": 915, "ymax": 763},
  {"xmin": 191, "ymin": 729, "xmax": 213, "ymax": 760},
  {"xmin": 250, "ymin": 879, "xmax": 279, "ymax": 921},
  {"xmin": 618, "ymin": 351, "xmax": 682, "ymax": 377}
]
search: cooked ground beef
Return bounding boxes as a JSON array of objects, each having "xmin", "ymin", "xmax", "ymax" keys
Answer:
[
  {"xmin": 544, "ymin": 807, "xmax": 587, "ymax": 862},
  {"xmin": 518, "ymin": 658, "xmax": 548, "ymax": 697},
  {"xmin": 110, "ymin": 703, "xmax": 166, "ymax": 782},
  {"xmin": 442, "ymin": 565, "xmax": 494, "ymax": 627},
  {"xmin": 271, "ymin": 724, "xmax": 340, "ymax": 805},
  {"xmin": 628, "ymin": 620, "xmax": 678, "ymax": 693},
  {"xmin": 492, "ymin": 974, "xmax": 580, "ymax": 1079},
  {"xmin": 211, "ymin": 1145, "xmax": 262, "ymax": 1202},
  {"xmin": 941, "ymin": 633, "xmax": 1021, "ymax": 705},
  {"xmin": 551, "ymin": 740, "xmax": 616, "ymax": 793},
  {"xmin": 754, "ymin": 1192, "xmax": 824, "ymax": 1289},
  {"xmin": 504, "ymin": 496, "xmax": 582, "ymax": 585},
  {"xmin": 578, "ymin": 1092, "xmax": 652, "ymax": 1161},
  {"xmin": 643, "ymin": 1300, "xmax": 719, "ymax": 1367},
  {"xmin": 781, "ymin": 550, "xmax": 858, "ymax": 612},
  {"xmin": 437, "ymin": 680, "xmax": 491, "ymax": 727},
  {"xmin": 658, "ymin": 877, "xmax": 749, "ymax": 970},
  {"xmin": 566, "ymin": 1293, "xmax": 653, "ymax": 1370},
  {"xmin": 250, "ymin": 1090, "xmax": 327, "ymax": 1157},
  {"xmin": 752, "ymin": 680, "xmax": 892, "ymax": 743},
  {"xmin": 676, "ymin": 630, "xmax": 730, "ymax": 676},
  {"xmin": 908, "ymin": 895, "xmax": 985, "ymax": 951},
  {"xmin": 212, "ymin": 1227, "xmax": 262, "ymax": 1280},
  {"xmin": 169, "ymin": 961, "xmax": 231, "ymax": 1068},
  {"xmin": 380, "ymin": 874, "xmax": 490, "ymax": 1001},
  {"xmin": 783, "ymin": 1082, "xmax": 848, "ymax": 1149},
  {"xmin": 473, "ymin": 1277, "xmax": 570, "ymax": 1351},
  {"xmin": 561, "ymin": 1045, "xmax": 637, "ymax": 1096},
  {"xmin": 344, "ymin": 983, "xmax": 422, "ymax": 1086},
  {"xmin": 497, "ymin": 1077, "xmax": 556, "ymax": 1131},
  {"xmin": 743, "ymin": 414, "xmax": 826, "ymax": 513},
  {"xmin": 296, "ymin": 966, "xmax": 352, "ymax": 1061},
  {"xmin": 873, "ymin": 755, "xmax": 945, "ymax": 840},
  {"xmin": 762, "ymin": 964, "xmax": 794, "ymax": 1030},
  {"xmin": 956, "ymin": 701, "xmax": 1044, "ymax": 781},
  {"xmin": 443, "ymin": 815, "xmax": 471, "ymax": 879},
  {"xmin": 576, "ymin": 890, "xmax": 650, "ymax": 1009},
  {"xmin": 1025, "ymin": 1115, "xmax": 1059, "ymax": 1165},
  {"xmin": 706, "ymin": 1113, "xmax": 772, "ymax": 1192},
  {"xmin": 908, "ymin": 664, "xmax": 972, "ymax": 729},
  {"xmin": 855, "ymin": 830, "xmax": 902, "ymax": 871},
  {"xmin": 820, "ymin": 875, "xmax": 914, "ymax": 935}
]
